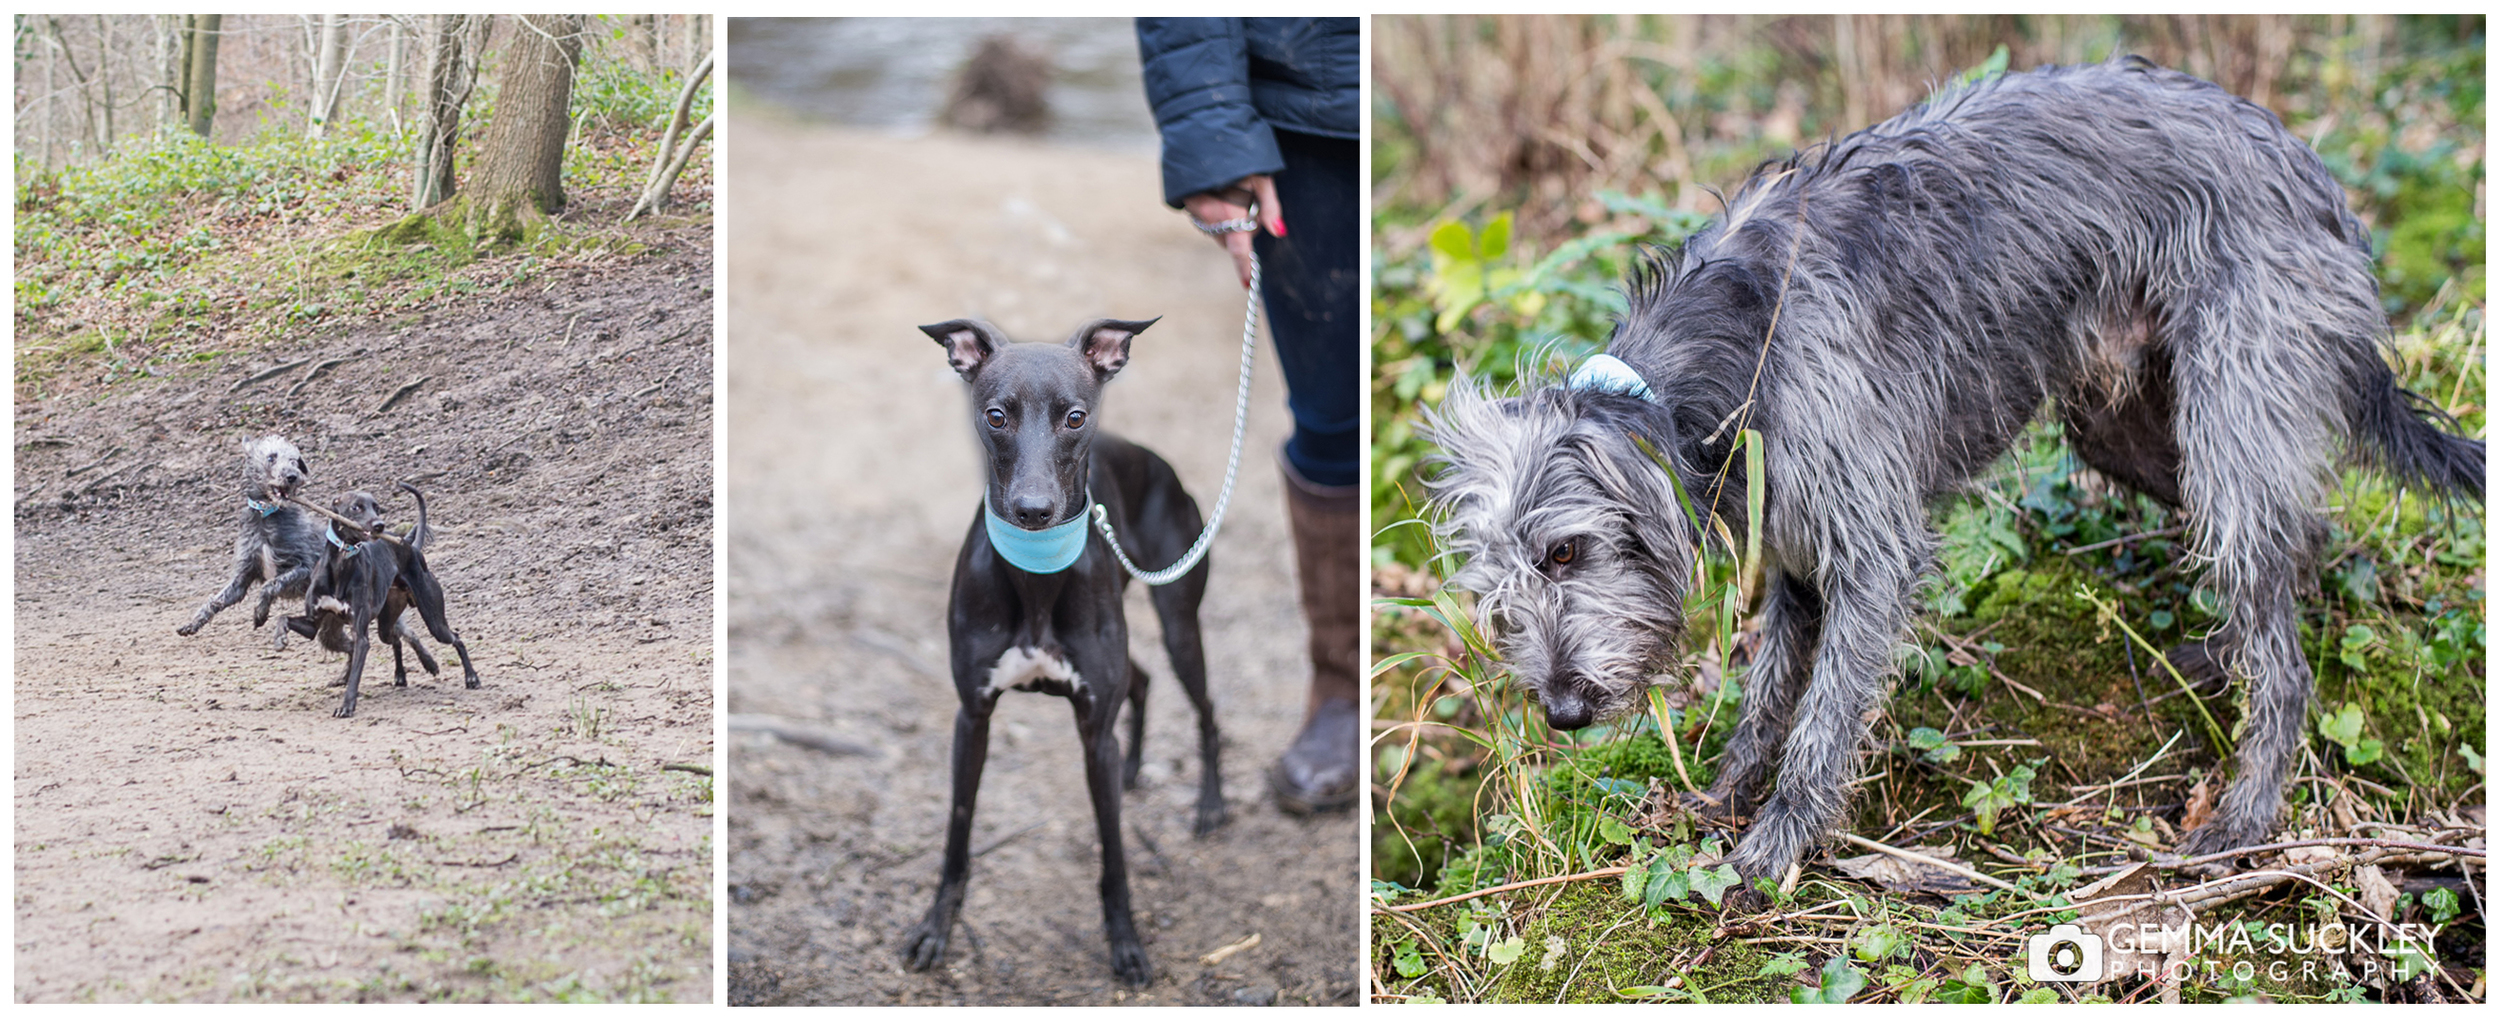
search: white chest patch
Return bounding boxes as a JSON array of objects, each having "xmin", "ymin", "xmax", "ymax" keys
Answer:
[{"xmin": 984, "ymin": 645, "xmax": 1079, "ymax": 694}]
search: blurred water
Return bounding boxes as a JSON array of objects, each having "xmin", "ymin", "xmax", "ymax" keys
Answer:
[{"xmin": 727, "ymin": 17, "xmax": 1158, "ymax": 152}]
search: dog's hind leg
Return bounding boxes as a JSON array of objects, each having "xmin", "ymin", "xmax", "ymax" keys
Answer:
[
  {"xmin": 1688, "ymin": 571, "xmax": 1821, "ymax": 820},
  {"xmin": 402, "ymin": 568, "xmax": 481, "ymax": 688},
  {"xmin": 1121, "ymin": 656, "xmax": 1150, "ymax": 789},
  {"xmin": 1150, "ymin": 575, "xmax": 1225, "ymax": 836},
  {"xmin": 382, "ymin": 600, "xmax": 414, "ymax": 687},
  {"xmin": 2168, "ymin": 318, "xmax": 2335, "ymax": 858},
  {"xmin": 399, "ymin": 618, "xmax": 443, "ymax": 675},
  {"xmin": 902, "ymin": 697, "xmax": 997, "ymax": 973}
]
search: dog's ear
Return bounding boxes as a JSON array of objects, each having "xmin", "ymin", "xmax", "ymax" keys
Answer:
[
  {"xmin": 920, "ymin": 319, "xmax": 1011, "ymax": 380},
  {"xmin": 1067, "ymin": 317, "xmax": 1159, "ymax": 380}
]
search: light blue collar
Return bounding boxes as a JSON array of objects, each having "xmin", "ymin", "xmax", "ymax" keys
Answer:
[
  {"xmin": 245, "ymin": 497, "xmax": 282, "ymax": 517},
  {"xmin": 984, "ymin": 502, "xmax": 1091, "ymax": 574},
  {"xmin": 1568, "ymin": 353, "xmax": 1656, "ymax": 402},
  {"xmin": 325, "ymin": 523, "xmax": 362, "ymax": 558}
]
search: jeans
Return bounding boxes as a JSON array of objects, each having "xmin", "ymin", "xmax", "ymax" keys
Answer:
[{"xmin": 1252, "ymin": 129, "xmax": 1359, "ymax": 489}]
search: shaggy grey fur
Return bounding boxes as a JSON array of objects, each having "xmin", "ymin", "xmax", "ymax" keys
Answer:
[
  {"xmin": 1425, "ymin": 58, "xmax": 2483, "ymax": 883},
  {"xmin": 177, "ymin": 434, "xmax": 325, "ymax": 645}
]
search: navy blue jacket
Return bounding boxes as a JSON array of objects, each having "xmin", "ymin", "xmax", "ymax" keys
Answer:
[{"xmin": 1136, "ymin": 18, "xmax": 1359, "ymax": 207}]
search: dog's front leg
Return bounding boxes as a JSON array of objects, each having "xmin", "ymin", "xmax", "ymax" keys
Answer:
[
  {"xmin": 1072, "ymin": 688, "xmax": 1151, "ymax": 985},
  {"xmin": 178, "ymin": 557, "xmax": 258, "ymax": 635},
  {"xmin": 335, "ymin": 606, "xmax": 379, "ymax": 718},
  {"xmin": 1725, "ymin": 555, "xmax": 1917, "ymax": 886},
  {"xmin": 902, "ymin": 695, "xmax": 997, "ymax": 973},
  {"xmin": 1690, "ymin": 572, "xmax": 1822, "ymax": 820}
]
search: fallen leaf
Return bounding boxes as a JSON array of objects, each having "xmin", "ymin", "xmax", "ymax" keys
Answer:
[
  {"xmin": 2354, "ymin": 864, "xmax": 2398, "ymax": 920},
  {"xmin": 1831, "ymin": 844, "xmax": 1976, "ymax": 895}
]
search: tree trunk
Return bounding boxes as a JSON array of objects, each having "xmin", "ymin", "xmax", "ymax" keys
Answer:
[
  {"xmin": 411, "ymin": 14, "xmax": 481, "ymax": 209},
  {"xmin": 466, "ymin": 13, "xmax": 583, "ymax": 231},
  {"xmin": 94, "ymin": 16, "xmax": 114, "ymax": 150},
  {"xmin": 681, "ymin": 14, "xmax": 707, "ymax": 74},
  {"xmin": 310, "ymin": 13, "xmax": 343, "ymax": 137},
  {"xmin": 626, "ymin": 14, "xmax": 656, "ymax": 71},
  {"xmin": 184, "ymin": 13, "xmax": 220, "ymax": 138},
  {"xmin": 384, "ymin": 16, "xmax": 405, "ymax": 131},
  {"xmin": 156, "ymin": 14, "xmax": 176, "ymax": 133}
]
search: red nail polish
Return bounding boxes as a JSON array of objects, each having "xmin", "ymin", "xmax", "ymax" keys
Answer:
[{"xmin": 1273, "ymin": 220, "xmax": 1287, "ymax": 237}]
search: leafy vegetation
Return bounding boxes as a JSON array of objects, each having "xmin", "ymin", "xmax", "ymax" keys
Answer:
[
  {"xmin": 1372, "ymin": 16, "xmax": 2483, "ymax": 1004},
  {"xmin": 14, "ymin": 31, "xmax": 712, "ymax": 402}
]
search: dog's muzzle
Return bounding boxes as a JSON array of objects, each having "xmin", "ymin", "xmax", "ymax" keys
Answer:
[{"xmin": 1541, "ymin": 686, "xmax": 1597, "ymax": 731}]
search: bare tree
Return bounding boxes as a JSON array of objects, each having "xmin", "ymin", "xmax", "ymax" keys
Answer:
[
  {"xmin": 468, "ymin": 14, "xmax": 585, "ymax": 219},
  {"xmin": 383, "ymin": 15, "xmax": 405, "ymax": 131},
  {"xmin": 625, "ymin": 14, "xmax": 656, "ymax": 71},
  {"xmin": 627, "ymin": 51, "xmax": 713, "ymax": 220},
  {"xmin": 308, "ymin": 13, "xmax": 343, "ymax": 137},
  {"xmin": 181, "ymin": 14, "xmax": 220, "ymax": 138},
  {"xmin": 91, "ymin": 15, "xmax": 115, "ymax": 147},
  {"xmin": 155, "ymin": 14, "xmax": 177, "ymax": 133},
  {"xmin": 411, "ymin": 14, "xmax": 483, "ymax": 208}
]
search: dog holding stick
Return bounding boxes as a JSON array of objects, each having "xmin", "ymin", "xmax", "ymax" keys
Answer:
[
  {"xmin": 177, "ymin": 435, "xmax": 325, "ymax": 645},
  {"xmin": 1424, "ymin": 58, "xmax": 2482, "ymax": 887},
  {"xmin": 288, "ymin": 482, "xmax": 480, "ymax": 717}
]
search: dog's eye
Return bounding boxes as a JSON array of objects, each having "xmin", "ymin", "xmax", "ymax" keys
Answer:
[
  {"xmin": 985, "ymin": 408, "xmax": 1007, "ymax": 429},
  {"xmin": 1065, "ymin": 409, "xmax": 1086, "ymax": 429},
  {"xmin": 1549, "ymin": 541, "xmax": 1576, "ymax": 567}
]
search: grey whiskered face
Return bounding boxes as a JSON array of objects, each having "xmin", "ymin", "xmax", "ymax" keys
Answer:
[
  {"xmin": 1423, "ymin": 373, "xmax": 1699, "ymax": 731},
  {"xmin": 243, "ymin": 434, "xmax": 310, "ymax": 501}
]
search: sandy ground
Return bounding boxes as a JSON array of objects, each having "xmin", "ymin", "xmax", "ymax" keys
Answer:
[
  {"xmin": 14, "ymin": 227, "xmax": 715, "ymax": 1002},
  {"xmin": 722, "ymin": 112, "xmax": 1360, "ymax": 1006}
]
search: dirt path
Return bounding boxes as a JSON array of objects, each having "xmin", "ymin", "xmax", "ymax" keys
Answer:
[
  {"xmin": 723, "ymin": 112, "xmax": 1359, "ymax": 1006},
  {"xmin": 13, "ymin": 224, "xmax": 716, "ymax": 1002}
]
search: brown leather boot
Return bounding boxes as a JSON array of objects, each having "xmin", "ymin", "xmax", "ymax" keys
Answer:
[{"xmin": 1271, "ymin": 453, "xmax": 1360, "ymax": 814}]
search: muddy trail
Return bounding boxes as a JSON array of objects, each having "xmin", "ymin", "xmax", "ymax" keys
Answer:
[
  {"xmin": 14, "ymin": 223, "xmax": 715, "ymax": 1002},
  {"xmin": 723, "ymin": 112, "xmax": 1360, "ymax": 1006}
]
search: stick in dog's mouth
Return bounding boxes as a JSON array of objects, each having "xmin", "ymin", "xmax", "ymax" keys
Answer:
[{"xmin": 283, "ymin": 494, "xmax": 409, "ymax": 548}]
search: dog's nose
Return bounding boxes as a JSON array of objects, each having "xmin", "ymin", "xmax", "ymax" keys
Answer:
[
  {"xmin": 1010, "ymin": 495, "xmax": 1058, "ymax": 528},
  {"xmin": 1544, "ymin": 692, "xmax": 1595, "ymax": 731}
]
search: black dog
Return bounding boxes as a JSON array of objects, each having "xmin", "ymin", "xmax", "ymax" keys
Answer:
[
  {"xmin": 900, "ymin": 317, "xmax": 1225, "ymax": 986},
  {"xmin": 288, "ymin": 483, "xmax": 480, "ymax": 717}
]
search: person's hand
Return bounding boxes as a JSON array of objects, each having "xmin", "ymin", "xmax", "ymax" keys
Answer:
[{"xmin": 1182, "ymin": 174, "xmax": 1284, "ymax": 289}]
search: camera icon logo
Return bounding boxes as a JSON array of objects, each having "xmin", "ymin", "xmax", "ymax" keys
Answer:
[{"xmin": 2027, "ymin": 923, "xmax": 2103, "ymax": 982}]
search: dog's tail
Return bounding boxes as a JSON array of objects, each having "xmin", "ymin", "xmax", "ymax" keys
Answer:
[
  {"xmin": 397, "ymin": 481, "xmax": 432, "ymax": 552},
  {"xmin": 2352, "ymin": 371, "xmax": 2483, "ymax": 502}
]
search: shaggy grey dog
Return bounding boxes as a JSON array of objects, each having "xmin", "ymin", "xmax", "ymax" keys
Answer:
[
  {"xmin": 177, "ymin": 434, "xmax": 327, "ymax": 645},
  {"xmin": 1425, "ymin": 58, "xmax": 2482, "ymax": 885}
]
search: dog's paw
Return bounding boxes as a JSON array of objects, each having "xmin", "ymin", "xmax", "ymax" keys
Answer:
[
  {"xmin": 1108, "ymin": 938, "xmax": 1153, "ymax": 986},
  {"xmin": 2173, "ymin": 813, "xmax": 2272, "ymax": 877},
  {"xmin": 1718, "ymin": 879, "xmax": 1775, "ymax": 916},
  {"xmin": 1192, "ymin": 799, "xmax": 1230, "ymax": 838},
  {"xmin": 900, "ymin": 920, "xmax": 950, "ymax": 972},
  {"xmin": 1677, "ymin": 788, "xmax": 1747, "ymax": 822},
  {"xmin": 175, "ymin": 620, "xmax": 202, "ymax": 636},
  {"xmin": 464, "ymin": 674, "xmax": 482, "ymax": 690},
  {"xmin": 333, "ymin": 703, "xmax": 357, "ymax": 719}
]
